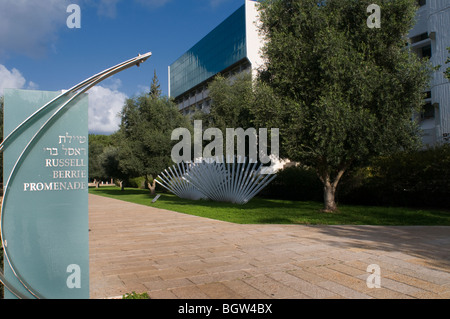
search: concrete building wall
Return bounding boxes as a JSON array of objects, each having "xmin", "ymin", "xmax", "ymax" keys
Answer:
[
  {"xmin": 245, "ymin": 0, "xmax": 265, "ymax": 78},
  {"xmin": 409, "ymin": 1, "xmax": 450, "ymax": 145}
]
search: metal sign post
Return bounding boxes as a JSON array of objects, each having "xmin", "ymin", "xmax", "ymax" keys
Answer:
[{"xmin": 0, "ymin": 52, "xmax": 152, "ymax": 299}]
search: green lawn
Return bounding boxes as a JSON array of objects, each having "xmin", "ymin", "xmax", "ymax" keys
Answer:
[{"xmin": 88, "ymin": 186, "xmax": 450, "ymax": 226}]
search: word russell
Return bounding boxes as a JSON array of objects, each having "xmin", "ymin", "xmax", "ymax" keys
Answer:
[{"xmin": 45, "ymin": 158, "xmax": 87, "ymax": 167}]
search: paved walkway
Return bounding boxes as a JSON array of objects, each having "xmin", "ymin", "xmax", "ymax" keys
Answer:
[{"xmin": 89, "ymin": 194, "xmax": 450, "ymax": 299}]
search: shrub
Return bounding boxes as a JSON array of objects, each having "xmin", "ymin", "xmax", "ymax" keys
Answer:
[
  {"xmin": 261, "ymin": 145, "xmax": 450, "ymax": 209},
  {"xmin": 259, "ymin": 165, "xmax": 323, "ymax": 201},
  {"xmin": 128, "ymin": 176, "xmax": 147, "ymax": 189},
  {"xmin": 340, "ymin": 144, "xmax": 450, "ymax": 208},
  {"xmin": 122, "ymin": 291, "xmax": 150, "ymax": 299}
]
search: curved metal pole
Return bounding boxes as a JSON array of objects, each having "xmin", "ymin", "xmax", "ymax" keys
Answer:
[
  {"xmin": 0, "ymin": 52, "xmax": 152, "ymax": 299},
  {"xmin": 0, "ymin": 53, "xmax": 150, "ymax": 153}
]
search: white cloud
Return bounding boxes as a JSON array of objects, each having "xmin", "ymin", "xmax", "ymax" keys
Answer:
[
  {"xmin": 0, "ymin": 64, "xmax": 38, "ymax": 95},
  {"xmin": 0, "ymin": 0, "xmax": 177, "ymax": 58},
  {"xmin": 0, "ymin": 64, "xmax": 125, "ymax": 135},
  {"xmin": 97, "ymin": 0, "xmax": 121, "ymax": 18},
  {"xmin": 102, "ymin": 78, "xmax": 123, "ymax": 91},
  {"xmin": 87, "ymin": 85, "xmax": 127, "ymax": 134},
  {"xmin": 134, "ymin": 0, "xmax": 172, "ymax": 8},
  {"xmin": 0, "ymin": 0, "xmax": 71, "ymax": 58},
  {"xmin": 137, "ymin": 84, "xmax": 150, "ymax": 95},
  {"xmin": 27, "ymin": 81, "xmax": 39, "ymax": 91}
]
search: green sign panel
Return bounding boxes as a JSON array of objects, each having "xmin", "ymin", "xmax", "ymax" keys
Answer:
[
  {"xmin": 2, "ymin": 89, "xmax": 89, "ymax": 299},
  {"xmin": 0, "ymin": 52, "xmax": 152, "ymax": 299}
]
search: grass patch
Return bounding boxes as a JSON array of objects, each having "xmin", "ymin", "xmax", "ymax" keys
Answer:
[
  {"xmin": 122, "ymin": 291, "xmax": 150, "ymax": 299},
  {"xmin": 89, "ymin": 186, "xmax": 450, "ymax": 226}
]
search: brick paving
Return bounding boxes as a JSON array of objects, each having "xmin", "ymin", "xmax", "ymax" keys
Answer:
[{"xmin": 89, "ymin": 194, "xmax": 450, "ymax": 299}]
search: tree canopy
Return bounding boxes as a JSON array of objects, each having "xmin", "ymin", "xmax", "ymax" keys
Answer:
[
  {"xmin": 87, "ymin": 72, "xmax": 192, "ymax": 193},
  {"xmin": 192, "ymin": 72, "xmax": 257, "ymax": 159},
  {"xmin": 88, "ymin": 133, "xmax": 118, "ymax": 183},
  {"xmin": 205, "ymin": 72, "xmax": 255, "ymax": 131},
  {"xmin": 254, "ymin": 0, "xmax": 431, "ymax": 211},
  {"xmin": 149, "ymin": 69, "xmax": 162, "ymax": 98},
  {"xmin": 116, "ymin": 73, "xmax": 192, "ymax": 192}
]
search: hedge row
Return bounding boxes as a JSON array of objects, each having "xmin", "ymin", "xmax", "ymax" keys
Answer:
[
  {"xmin": 259, "ymin": 165, "xmax": 323, "ymax": 202},
  {"xmin": 260, "ymin": 144, "xmax": 450, "ymax": 209},
  {"xmin": 340, "ymin": 144, "xmax": 450, "ymax": 209}
]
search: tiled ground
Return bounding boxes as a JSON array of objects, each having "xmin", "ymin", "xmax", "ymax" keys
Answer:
[{"xmin": 89, "ymin": 194, "xmax": 450, "ymax": 299}]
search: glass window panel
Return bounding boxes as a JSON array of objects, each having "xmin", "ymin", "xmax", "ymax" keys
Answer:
[{"xmin": 170, "ymin": 4, "xmax": 247, "ymax": 98}]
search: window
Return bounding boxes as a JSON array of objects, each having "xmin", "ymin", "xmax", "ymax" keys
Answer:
[
  {"xmin": 410, "ymin": 33, "xmax": 429, "ymax": 44},
  {"xmin": 169, "ymin": 4, "xmax": 246, "ymax": 98},
  {"xmin": 421, "ymin": 102, "xmax": 435, "ymax": 120},
  {"xmin": 443, "ymin": 133, "xmax": 450, "ymax": 143},
  {"xmin": 421, "ymin": 45, "xmax": 432, "ymax": 59}
]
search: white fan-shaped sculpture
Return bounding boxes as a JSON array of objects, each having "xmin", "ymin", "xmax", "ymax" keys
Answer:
[
  {"xmin": 155, "ymin": 162, "xmax": 207, "ymax": 200},
  {"xmin": 156, "ymin": 156, "xmax": 276, "ymax": 204}
]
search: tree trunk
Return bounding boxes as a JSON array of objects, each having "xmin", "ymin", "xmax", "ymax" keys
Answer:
[
  {"xmin": 323, "ymin": 182, "xmax": 337, "ymax": 212},
  {"xmin": 318, "ymin": 165, "xmax": 349, "ymax": 213},
  {"xmin": 148, "ymin": 179, "xmax": 156, "ymax": 195}
]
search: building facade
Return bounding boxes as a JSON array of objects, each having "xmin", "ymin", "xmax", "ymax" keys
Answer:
[
  {"xmin": 169, "ymin": 0, "xmax": 449, "ymax": 146},
  {"xmin": 409, "ymin": 0, "xmax": 450, "ymax": 145},
  {"xmin": 168, "ymin": 0, "xmax": 263, "ymax": 116}
]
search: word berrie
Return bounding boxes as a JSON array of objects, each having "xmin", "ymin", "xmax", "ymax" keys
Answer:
[{"xmin": 52, "ymin": 170, "xmax": 87, "ymax": 179}]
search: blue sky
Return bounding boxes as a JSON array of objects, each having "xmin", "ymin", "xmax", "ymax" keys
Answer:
[{"xmin": 0, "ymin": 0, "xmax": 246, "ymax": 134}]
